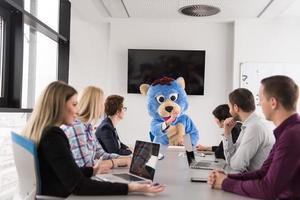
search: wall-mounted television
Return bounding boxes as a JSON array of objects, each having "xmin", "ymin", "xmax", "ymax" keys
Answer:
[{"xmin": 128, "ymin": 49, "xmax": 205, "ymax": 95}]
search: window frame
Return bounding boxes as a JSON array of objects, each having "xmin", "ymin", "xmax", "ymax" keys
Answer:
[
  {"xmin": 0, "ymin": 0, "xmax": 71, "ymax": 112},
  {"xmin": 0, "ymin": 6, "xmax": 11, "ymax": 107}
]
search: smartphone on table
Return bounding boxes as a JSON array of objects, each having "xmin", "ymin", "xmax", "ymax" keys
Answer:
[{"xmin": 190, "ymin": 177, "xmax": 207, "ymax": 183}]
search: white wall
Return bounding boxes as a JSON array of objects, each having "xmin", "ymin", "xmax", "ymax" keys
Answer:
[
  {"xmin": 74, "ymin": 1, "xmax": 300, "ymax": 148},
  {"xmin": 107, "ymin": 22, "xmax": 234, "ymax": 145},
  {"xmin": 233, "ymin": 19, "xmax": 300, "ymax": 88},
  {"xmin": 69, "ymin": 0, "xmax": 110, "ymax": 92},
  {"xmin": 69, "ymin": 5, "xmax": 300, "ymax": 147},
  {"xmin": 69, "ymin": 17, "xmax": 234, "ymax": 146}
]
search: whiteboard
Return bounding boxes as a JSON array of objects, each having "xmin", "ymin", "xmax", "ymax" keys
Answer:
[{"xmin": 240, "ymin": 62, "xmax": 300, "ymax": 117}]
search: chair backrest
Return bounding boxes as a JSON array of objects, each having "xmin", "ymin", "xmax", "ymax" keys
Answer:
[{"xmin": 11, "ymin": 131, "xmax": 41, "ymax": 200}]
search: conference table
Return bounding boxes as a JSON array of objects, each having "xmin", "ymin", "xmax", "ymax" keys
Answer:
[{"xmin": 67, "ymin": 147, "xmax": 254, "ymax": 200}]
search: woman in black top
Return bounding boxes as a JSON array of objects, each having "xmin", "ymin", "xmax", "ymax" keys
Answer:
[
  {"xmin": 96, "ymin": 95, "xmax": 132, "ymax": 155},
  {"xmin": 196, "ymin": 104, "xmax": 241, "ymax": 159},
  {"xmin": 22, "ymin": 81, "xmax": 164, "ymax": 198}
]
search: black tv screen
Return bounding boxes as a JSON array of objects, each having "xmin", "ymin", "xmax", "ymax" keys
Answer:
[{"xmin": 128, "ymin": 49, "xmax": 205, "ymax": 95}]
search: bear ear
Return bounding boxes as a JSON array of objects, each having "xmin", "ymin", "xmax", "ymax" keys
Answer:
[
  {"xmin": 140, "ymin": 84, "xmax": 150, "ymax": 95},
  {"xmin": 176, "ymin": 77, "xmax": 185, "ymax": 89}
]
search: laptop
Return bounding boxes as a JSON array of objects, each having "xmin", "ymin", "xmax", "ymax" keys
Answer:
[
  {"xmin": 183, "ymin": 134, "xmax": 225, "ymax": 170},
  {"xmin": 95, "ymin": 140, "xmax": 160, "ymax": 183}
]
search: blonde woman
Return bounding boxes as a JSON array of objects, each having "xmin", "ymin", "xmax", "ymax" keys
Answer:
[
  {"xmin": 22, "ymin": 81, "xmax": 165, "ymax": 198},
  {"xmin": 63, "ymin": 86, "xmax": 130, "ymax": 169}
]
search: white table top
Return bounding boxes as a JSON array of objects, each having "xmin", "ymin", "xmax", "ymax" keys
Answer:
[{"xmin": 66, "ymin": 149, "xmax": 254, "ymax": 200}]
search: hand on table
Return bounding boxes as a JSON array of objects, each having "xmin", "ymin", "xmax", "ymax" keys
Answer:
[
  {"xmin": 128, "ymin": 182, "xmax": 166, "ymax": 193},
  {"xmin": 207, "ymin": 169, "xmax": 227, "ymax": 190},
  {"xmin": 93, "ymin": 160, "xmax": 111, "ymax": 175},
  {"xmin": 196, "ymin": 144, "xmax": 211, "ymax": 151},
  {"xmin": 115, "ymin": 156, "xmax": 132, "ymax": 167}
]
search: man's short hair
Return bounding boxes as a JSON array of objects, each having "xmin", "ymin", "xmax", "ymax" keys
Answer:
[
  {"xmin": 229, "ymin": 88, "xmax": 255, "ymax": 112},
  {"xmin": 261, "ymin": 75, "xmax": 299, "ymax": 111},
  {"xmin": 105, "ymin": 95, "xmax": 124, "ymax": 116},
  {"xmin": 212, "ymin": 104, "xmax": 231, "ymax": 121}
]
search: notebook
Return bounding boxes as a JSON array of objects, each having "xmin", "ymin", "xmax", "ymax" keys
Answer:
[
  {"xmin": 183, "ymin": 134, "xmax": 225, "ymax": 170},
  {"xmin": 95, "ymin": 140, "xmax": 160, "ymax": 183}
]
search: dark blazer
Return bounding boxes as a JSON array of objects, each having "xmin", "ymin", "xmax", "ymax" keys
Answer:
[
  {"xmin": 95, "ymin": 117, "xmax": 132, "ymax": 156},
  {"xmin": 212, "ymin": 122, "xmax": 242, "ymax": 159},
  {"xmin": 38, "ymin": 126, "xmax": 128, "ymax": 197}
]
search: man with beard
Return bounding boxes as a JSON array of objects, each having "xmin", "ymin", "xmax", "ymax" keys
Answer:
[{"xmin": 222, "ymin": 88, "xmax": 275, "ymax": 172}]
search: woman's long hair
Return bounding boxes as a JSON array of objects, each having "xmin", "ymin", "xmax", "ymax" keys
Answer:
[
  {"xmin": 22, "ymin": 81, "xmax": 77, "ymax": 144},
  {"xmin": 77, "ymin": 86, "xmax": 104, "ymax": 126}
]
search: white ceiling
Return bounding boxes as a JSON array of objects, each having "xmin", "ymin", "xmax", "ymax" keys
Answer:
[
  {"xmin": 99, "ymin": 0, "xmax": 300, "ymax": 21},
  {"xmin": 280, "ymin": 0, "xmax": 300, "ymax": 18}
]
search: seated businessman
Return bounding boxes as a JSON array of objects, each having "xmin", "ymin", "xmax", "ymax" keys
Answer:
[
  {"xmin": 222, "ymin": 88, "xmax": 275, "ymax": 172},
  {"xmin": 208, "ymin": 75, "xmax": 300, "ymax": 199}
]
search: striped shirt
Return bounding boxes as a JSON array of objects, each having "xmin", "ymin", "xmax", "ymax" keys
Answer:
[{"xmin": 62, "ymin": 119, "xmax": 119, "ymax": 167}]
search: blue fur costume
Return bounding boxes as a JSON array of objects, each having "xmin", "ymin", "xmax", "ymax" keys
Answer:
[{"xmin": 140, "ymin": 77, "xmax": 199, "ymax": 146}]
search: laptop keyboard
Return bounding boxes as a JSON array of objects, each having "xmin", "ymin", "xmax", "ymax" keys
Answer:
[
  {"xmin": 194, "ymin": 161, "xmax": 211, "ymax": 168},
  {"xmin": 114, "ymin": 173, "xmax": 144, "ymax": 182}
]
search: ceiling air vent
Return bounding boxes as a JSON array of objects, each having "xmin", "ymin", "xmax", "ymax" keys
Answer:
[{"xmin": 179, "ymin": 5, "xmax": 220, "ymax": 17}]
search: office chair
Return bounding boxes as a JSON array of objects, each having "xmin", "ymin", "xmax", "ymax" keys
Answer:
[{"xmin": 11, "ymin": 132, "xmax": 63, "ymax": 200}]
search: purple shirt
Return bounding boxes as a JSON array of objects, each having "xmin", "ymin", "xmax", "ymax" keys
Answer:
[{"xmin": 222, "ymin": 113, "xmax": 300, "ymax": 199}]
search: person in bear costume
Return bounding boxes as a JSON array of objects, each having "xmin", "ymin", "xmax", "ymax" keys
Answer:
[{"xmin": 140, "ymin": 76, "xmax": 199, "ymax": 146}]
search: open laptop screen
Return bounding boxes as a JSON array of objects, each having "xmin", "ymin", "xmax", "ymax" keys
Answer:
[
  {"xmin": 183, "ymin": 134, "xmax": 196, "ymax": 165},
  {"xmin": 129, "ymin": 140, "xmax": 160, "ymax": 180}
]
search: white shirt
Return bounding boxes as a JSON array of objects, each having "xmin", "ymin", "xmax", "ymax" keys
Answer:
[{"xmin": 223, "ymin": 112, "xmax": 275, "ymax": 172}]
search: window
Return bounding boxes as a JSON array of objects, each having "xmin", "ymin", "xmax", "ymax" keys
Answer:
[
  {"xmin": 22, "ymin": 25, "xmax": 58, "ymax": 108},
  {"xmin": 0, "ymin": 0, "xmax": 70, "ymax": 111},
  {"xmin": 22, "ymin": 0, "xmax": 59, "ymax": 108},
  {"xmin": 0, "ymin": 1, "xmax": 71, "ymax": 199},
  {"xmin": 24, "ymin": 0, "xmax": 59, "ymax": 31}
]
